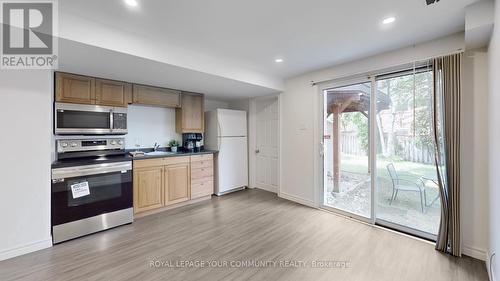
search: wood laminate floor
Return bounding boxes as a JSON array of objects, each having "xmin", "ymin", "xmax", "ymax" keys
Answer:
[{"xmin": 0, "ymin": 189, "xmax": 488, "ymax": 281}]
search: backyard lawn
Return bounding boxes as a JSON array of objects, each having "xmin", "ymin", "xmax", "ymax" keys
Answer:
[
  {"xmin": 340, "ymin": 154, "xmax": 437, "ymax": 180},
  {"xmin": 325, "ymin": 154, "xmax": 441, "ymax": 235}
]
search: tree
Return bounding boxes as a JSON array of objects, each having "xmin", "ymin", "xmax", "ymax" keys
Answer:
[
  {"xmin": 376, "ymin": 71, "xmax": 433, "ymax": 159},
  {"xmin": 340, "ymin": 111, "xmax": 368, "ymax": 153}
]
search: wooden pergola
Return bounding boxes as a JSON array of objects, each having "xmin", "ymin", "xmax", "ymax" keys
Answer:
[{"xmin": 326, "ymin": 85, "xmax": 390, "ymax": 193}]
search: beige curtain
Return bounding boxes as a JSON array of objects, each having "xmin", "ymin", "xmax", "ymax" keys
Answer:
[{"xmin": 432, "ymin": 53, "xmax": 462, "ymax": 256}]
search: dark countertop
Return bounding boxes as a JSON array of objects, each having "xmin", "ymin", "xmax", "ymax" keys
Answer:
[
  {"xmin": 131, "ymin": 149, "xmax": 218, "ymax": 160},
  {"xmin": 51, "ymin": 150, "xmax": 218, "ymax": 169}
]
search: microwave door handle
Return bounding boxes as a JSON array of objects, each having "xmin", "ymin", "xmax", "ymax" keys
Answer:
[{"xmin": 109, "ymin": 109, "xmax": 114, "ymax": 133}]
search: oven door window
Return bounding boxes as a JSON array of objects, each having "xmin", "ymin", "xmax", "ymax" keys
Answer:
[
  {"xmin": 57, "ymin": 110, "xmax": 110, "ymax": 129},
  {"xmin": 67, "ymin": 174, "xmax": 122, "ymax": 207},
  {"xmin": 52, "ymin": 170, "xmax": 132, "ymax": 226}
]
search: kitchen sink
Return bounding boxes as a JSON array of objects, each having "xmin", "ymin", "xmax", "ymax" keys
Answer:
[{"xmin": 144, "ymin": 151, "xmax": 175, "ymax": 156}]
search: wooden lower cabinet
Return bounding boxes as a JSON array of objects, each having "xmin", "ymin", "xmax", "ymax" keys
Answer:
[
  {"xmin": 191, "ymin": 178, "xmax": 214, "ymax": 199},
  {"xmin": 190, "ymin": 154, "xmax": 214, "ymax": 199},
  {"xmin": 133, "ymin": 155, "xmax": 213, "ymax": 215},
  {"xmin": 164, "ymin": 163, "xmax": 190, "ymax": 205},
  {"xmin": 133, "ymin": 166, "xmax": 164, "ymax": 214}
]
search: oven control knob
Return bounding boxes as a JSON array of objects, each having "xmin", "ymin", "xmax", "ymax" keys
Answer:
[
  {"xmin": 118, "ymin": 140, "xmax": 124, "ymax": 145},
  {"xmin": 110, "ymin": 140, "xmax": 116, "ymax": 145},
  {"xmin": 61, "ymin": 142, "xmax": 68, "ymax": 148},
  {"xmin": 70, "ymin": 142, "xmax": 78, "ymax": 147}
]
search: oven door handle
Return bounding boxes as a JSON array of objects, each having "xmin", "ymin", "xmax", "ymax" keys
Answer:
[{"xmin": 52, "ymin": 162, "xmax": 132, "ymax": 180}]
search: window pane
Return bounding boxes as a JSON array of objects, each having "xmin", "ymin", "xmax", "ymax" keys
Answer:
[
  {"xmin": 323, "ymin": 82, "xmax": 371, "ymax": 219},
  {"xmin": 375, "ymin": 70, "xmax": 440, "ymax": 236}
]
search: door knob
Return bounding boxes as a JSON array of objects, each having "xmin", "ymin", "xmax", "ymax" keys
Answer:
[{"xmin": 255, "ymin": 149, "xmax": 260, "ymax": 153}]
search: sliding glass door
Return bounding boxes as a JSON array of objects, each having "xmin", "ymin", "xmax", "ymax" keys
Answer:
[
  {"xmin": 374, "ymin": 69, "xmax": 440, "ymax": 238},
  {"xmin": 322, "ymin": 81, "xmax": 373, "ymax": 221},
  {"xmin": 321, "ymin": 68, "xmax": 440, "ymax": 239}
]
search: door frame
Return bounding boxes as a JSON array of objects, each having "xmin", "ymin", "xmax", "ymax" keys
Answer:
[
  {"xmin": 249, "ymin": 94, "xmax": 281, "ymax": 195},
  {"xmin": 315, "ymin": 76, "xmax": 377, "ymax": 224},
  {"xmin": 315, "ymin": 71, "xmax": 438, "ymax": 241}
]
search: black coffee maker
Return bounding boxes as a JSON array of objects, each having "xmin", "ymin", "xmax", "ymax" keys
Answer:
[{"xmin": 182, "ymin": 133, "xmax": 203, "ymax": 152}]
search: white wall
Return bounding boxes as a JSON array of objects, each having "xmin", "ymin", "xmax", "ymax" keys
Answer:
[
  {"xmin": 461, "ymin": 49, "xmax": 489, "ymax": 261},
  {"xmin": 204, "ymin": 98, "xmax": 229, "ymax": 112},
  {"xmin": 281, "ymin": 33, "xmax": 465, "ymax": 208},
  {"xmin": 127, "ymin": 98, "xmax": 231, "ymax": 149},
  {"xmin": 125, "ymin": 105, "xmax": 180, "ymax": 149},
  {"xmin": 488, "ymin": 0, "xmax": 500, "ymax": 279},
  {"xmin": 0, "ymin": 70, "xmax": 53, "ymax": 261},
  {"xmin": 228, "ymin": 99, "xmax": 250, "ymax": 112}
]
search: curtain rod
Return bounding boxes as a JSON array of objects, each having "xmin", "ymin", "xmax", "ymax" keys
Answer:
[
  {"xmin": 375, "ymin": 65, "xmax": 431, "ymax": 81},
  {"xmin": 310, "ymin": 48, "xmax": 464, "ymax": 86}
]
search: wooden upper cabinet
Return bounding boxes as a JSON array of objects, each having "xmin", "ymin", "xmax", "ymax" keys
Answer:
[
  {"xmin": 133, "ymin": 84, "xmax": 181, "ymax": 108},
  {"xmin": 95, "ymin": 79, "xmax": 132, "ymax": 107},
  {"xmin": 164, "ymin": 163, "xmax": 190, "ymax": 205},
  {"xmin": 133, "ymin": 166, "xmax": 164, "ymax": 214},
  {"xmin": 176, "ymin": 92, "xmax": 204, "ymax": 133},
  {"xmin": 55, "ymin": 72, "xmax": 95, "ymax": 104}
]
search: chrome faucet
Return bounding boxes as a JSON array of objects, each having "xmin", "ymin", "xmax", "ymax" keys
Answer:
[{"xmin": 153, "ymin": 142, "xmax": 161, "ymax": 151}]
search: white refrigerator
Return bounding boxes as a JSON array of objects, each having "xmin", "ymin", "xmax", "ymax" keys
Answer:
[{"xmin": 204, "ymin": 109, "xmax": 248, "ymax": 195}]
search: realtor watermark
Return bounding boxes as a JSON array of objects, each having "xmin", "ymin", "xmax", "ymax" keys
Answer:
[
  {"xmin": 149, "ymin": 259, "xmax": 351, "ymax": 269},
  {"xmin": 0, "ymin": 0, "xmax": 58, "ymax": 69}
]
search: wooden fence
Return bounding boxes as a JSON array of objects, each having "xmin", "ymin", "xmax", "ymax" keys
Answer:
[
  {"xmin": 397, "ymin": 136, "xmax": 434, "ymax": 164},
  {"xmin": 340, "ymin": 131, "xmax": 434, "ymax": 164},
  {"xmin": 341, "ymin": 131, "xmax": 365, "ymax": 156}
]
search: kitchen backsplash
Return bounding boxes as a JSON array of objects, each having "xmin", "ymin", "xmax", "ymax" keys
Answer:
[{"xmin": 125, "ymin": 104, "xmax": 180, "ymax": 149}]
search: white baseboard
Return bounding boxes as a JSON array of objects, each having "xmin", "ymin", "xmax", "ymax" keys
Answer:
[
  {"xmin": 279, "ymin": 192, "xmax": 316, "ymax": 208},
  {"xmin": 462, "ymin": 244, "xmax": 487, "ymax": 261},
  {"xmin": 255, "ymin": 185, "xmax": 277, "ymax": 194},
  {"xmin": 0, "ymin": 238, "xmax": 52, "ymax": 261}
]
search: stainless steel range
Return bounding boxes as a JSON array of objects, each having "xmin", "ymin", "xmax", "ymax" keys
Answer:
[{"xmin": 51, "ymin": 138, "xmax": 133, "ymax": 244}]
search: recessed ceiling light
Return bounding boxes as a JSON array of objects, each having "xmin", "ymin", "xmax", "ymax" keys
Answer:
[
  {"xmin": 275, "ymin": 58, "xmax": 283, "ymax": 63},
  {"xmin": 382, "ymin": 17, "xmax": 396, "ymax": 25},
  {"xmin": 124, "ymin": 0, "xmax": 138, "ymax": 7}
]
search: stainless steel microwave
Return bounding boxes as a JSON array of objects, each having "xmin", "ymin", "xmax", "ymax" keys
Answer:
[{"xmin": 54, "ymin": 102, "xmax": 127, "ymax": 135}]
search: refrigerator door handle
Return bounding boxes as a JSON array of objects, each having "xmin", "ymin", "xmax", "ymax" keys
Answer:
[
  {"xmin": 217, "ymin": 117, "xmax": 223, "ymax": 137},
  {"xmin": 217, "ymin": 121, "xmax": 222, "ymax": 151}
]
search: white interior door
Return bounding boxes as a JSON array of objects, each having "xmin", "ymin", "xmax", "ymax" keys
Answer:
[{"xmin": 254, "ymin": 97, "xmax": 279, "ymax": 193}]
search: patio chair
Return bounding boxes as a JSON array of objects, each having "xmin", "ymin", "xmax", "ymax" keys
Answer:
[{"xmin": 386, "ymin": 163, "xmax": 426, "ymax": 213}]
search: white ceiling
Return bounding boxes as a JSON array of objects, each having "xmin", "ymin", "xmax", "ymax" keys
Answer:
[
  {"xmin": 60, "ymin": 0, "xmax": 478, "ymax": 78},
  {"xmin": 57, "ymin": 0, "xmax": 478, "ymax": 99}
]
